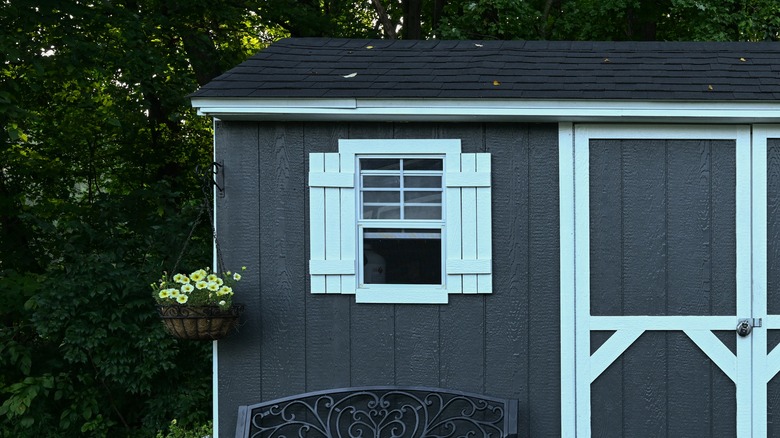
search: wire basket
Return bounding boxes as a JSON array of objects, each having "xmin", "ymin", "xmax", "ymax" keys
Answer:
[{"xmin": 157, "ymin": 304, "xmax": 244, "ymax": 340}]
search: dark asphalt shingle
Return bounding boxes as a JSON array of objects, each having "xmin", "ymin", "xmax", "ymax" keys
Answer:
[{"xmin": 191, "ymin": 38, "xmax": 780, "ymax": 101}]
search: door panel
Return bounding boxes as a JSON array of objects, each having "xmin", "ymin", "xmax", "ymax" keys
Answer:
[
  {"xmin": 589, "ymin": 139, "xmax": 737, "ymax": 317},
  {"xmin": 589, "ymin": 138, "xmax": 737, "ymax": 435}
]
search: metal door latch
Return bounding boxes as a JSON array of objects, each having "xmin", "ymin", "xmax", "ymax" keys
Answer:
[{"xmin": 737, "ymin": 318, "xmax": 762, "ymax": 337}]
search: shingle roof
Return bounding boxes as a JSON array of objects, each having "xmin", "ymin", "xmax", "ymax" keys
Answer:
[{"xmin": 191, "ymin": 38, "xmax": 780, "ymax": 101}]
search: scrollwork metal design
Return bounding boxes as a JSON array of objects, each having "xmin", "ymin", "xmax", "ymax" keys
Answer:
[{"xmin": 240, "ymin": 387, "xmax": 517, "ymax": 438}]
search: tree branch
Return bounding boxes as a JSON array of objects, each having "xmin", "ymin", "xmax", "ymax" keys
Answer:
[{"xmin": 371, "ymin": 0, "xmax": 397, "ymax": 38}]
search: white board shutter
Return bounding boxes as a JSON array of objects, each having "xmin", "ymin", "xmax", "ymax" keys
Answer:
[
  {"xmin": 445, "ymin": 153, "xmax": 492, "ymax": 294},
  {"xmin": 308, "ymin": 152, "xmax": 356, "ymax": 293}
]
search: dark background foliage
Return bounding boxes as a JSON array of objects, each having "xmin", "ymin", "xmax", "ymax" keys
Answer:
[{"xmin": 1, "ymin": 0, "xmax": 777, "ymax": 436}]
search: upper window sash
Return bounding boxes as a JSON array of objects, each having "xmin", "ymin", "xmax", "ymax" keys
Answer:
[{"xmin": 358, "ymin": 156, "xmax": 444, "ymax": 221}]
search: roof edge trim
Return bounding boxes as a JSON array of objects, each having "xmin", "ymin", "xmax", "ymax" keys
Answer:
[{"xmin": 190, "ymin": 98, "xmax": 780, "ymax": 123}]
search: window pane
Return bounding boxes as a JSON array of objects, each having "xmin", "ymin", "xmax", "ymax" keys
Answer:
[
  {"xmin": 361, "ymin": 159, "xmax": 400, "ymax": 171},
  {"xmin": 364, "ymin": 175, "xmax": 400, "ymax": 188},
  {"xmin": 404, "ymin": 206, "xmax": 442, "ymax": 219},
  {"xmin": 404, "ymin": 176, "xmax": 441, "ymax": 188},
  {"xmin": 363, "ymin": 206, "xmax": 400, "ymax": 219},
  {"xmin": 363, "ymin": 191, "xmax": 400, "ymax": 203},
  {"xmin": 363, "ymin": 229, "xmax": 441, "ymax": 285},
  {"xmin": 403, "ymin": 159, "xmax": 442, "ymax": 171},
  {"xmin": 404, "ymin": 191, "xmax": 442, "ymax": 204}
]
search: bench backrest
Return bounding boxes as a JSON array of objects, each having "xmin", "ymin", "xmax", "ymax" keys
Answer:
[{"xmin": 235, "ymin": 386, "xmax": 518, "ymax": 438}]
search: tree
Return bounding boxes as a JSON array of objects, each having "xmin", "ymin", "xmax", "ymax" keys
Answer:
[
  {"xmin": 3, "ymin": 0, "xmax": 778, "ymax": 435},
  {"xmin": 0, "ymin": 0, "xmax": 389, "ymax": 433},
  {"xmin": 0, "ymin": 0, "xmax": 265, "ymax": 436},
  {"xmin": 435, "ymin": 0, "xmax": 780, "ymax": 41}
]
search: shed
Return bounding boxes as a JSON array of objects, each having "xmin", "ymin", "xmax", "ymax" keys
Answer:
[{"xmin": 190, "ymin": 38, "xmax": 780, "ymax": 437}]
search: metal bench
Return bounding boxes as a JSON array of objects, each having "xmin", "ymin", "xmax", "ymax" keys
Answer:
[{"xmin": 235, "ymin": 386, "xmax": 518, "ymax": 438}]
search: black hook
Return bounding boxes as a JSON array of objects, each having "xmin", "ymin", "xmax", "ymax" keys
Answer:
[{"xmin": 197, "ymin": 161, "xmax": 225, "ymax": 197}]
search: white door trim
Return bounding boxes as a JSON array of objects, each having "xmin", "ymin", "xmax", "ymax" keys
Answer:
[
  {"xmin": 559, "ymin": 123, "xmax": 754, "ymax": 437},
  {"xmin": 750, "ymin": 125, "xmax": 780, "ymax": 436},
  {"xmin": 559, "ymin": 122, "xmax": 577, "ymax": 437}
]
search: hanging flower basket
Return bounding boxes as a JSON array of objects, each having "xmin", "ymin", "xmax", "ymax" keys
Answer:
[
  {"xmin": 153, "ymin": 164, "xmax": 246, "ymax": 340},
  {"xmin": 157, "ymin": 304, "xmax": 244, "ymax": 340},
  {"xmin": 153, "ymin": 267, "xmax": 246, "ymax": 340}
]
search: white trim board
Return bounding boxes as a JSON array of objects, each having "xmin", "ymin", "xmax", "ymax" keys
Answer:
[
  {"xmin": 192, "ymin": 98, "xmax": 780, "ymax": 123},
  {"xmin": 559, "ymin": 122, "xmax": 576, "ymax": 438},
  {"xmin": 211, "ymin": 118, "xmax": 220, "ymax": 438}
]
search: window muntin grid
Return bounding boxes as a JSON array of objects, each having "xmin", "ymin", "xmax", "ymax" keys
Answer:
[{"xmin": 359, "ymin": 158, "xmax": 443, "ymax": 220}]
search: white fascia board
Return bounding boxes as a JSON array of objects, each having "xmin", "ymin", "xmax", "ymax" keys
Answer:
[{"xmin": 191, "ymin": 97, "xmax": 780, "ymax": 123}]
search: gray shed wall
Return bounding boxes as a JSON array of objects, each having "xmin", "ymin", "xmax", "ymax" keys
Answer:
[{"xmin": 215, "ymin": 121, "xmax": 561, "ymax": 437}]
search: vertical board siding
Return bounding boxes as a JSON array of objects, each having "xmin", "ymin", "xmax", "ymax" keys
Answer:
[
  {"xmin": 666, "ymin": 141, "xmax": 713, "ymax": 436},
  {"xmin": 215, "ymin": 121, "xmax": 560, "ymax": 437},
  {"xmin": 666, "ymin": 141, "xmax": 713, "ymax": 437},
  {"xmin": 588, "ymin": 139, "xmax": 737, "ymax": 437},
  {"xmin": 621, "ymin": 139, "xmax": 667, "ymax": 437},
  {"xmin": 258, "ymin": 123, "xmax": 307, "ymax": 402},
  {"xmin": 710, "ymin": 140, "xmax": 738, "ymax": 436},
  {"xmin": 767, "ymin": 138, "xmax": 780, "ymax": 437},
  {"xmin": 304, "ymin": 123, "xmax": 352, "ymax": 391},
  {"xmin": 666, "ymin": 141, "xmax": 711, "ymax": 317},
  {"xmin": 526, "ymin": 125, "xmax": 561, "ymax": 435},
  {"xmin": 588, "ymin": 140, "xmax": 624, "ymax": 436},
  {"xmin": 484, "ymin": 123, "xmax": 529, "ymax": 426},
  {"xmin": 215, "ymin": 122, "xmax": 262, "ymax": 437}
]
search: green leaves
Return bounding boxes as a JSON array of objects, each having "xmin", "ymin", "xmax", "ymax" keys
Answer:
[
  {"xmin": 0, "ymin": 0, "xmax": 231, "ymax": 435},
  {"xmin": 435, "ymin": 0, "xmax": 779, "ymax": 41},
  {"xmin": 0, "ymin": 187, "xmax": 214, "ymax": 436},
  {"xmin": 0, "ymin": 375, "xmax": 55, "ymax": 428}
]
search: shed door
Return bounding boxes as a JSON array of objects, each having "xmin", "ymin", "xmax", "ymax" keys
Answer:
[{"xmin": 561, "ymin": 125, "xmax": 780, "ymax": 437}]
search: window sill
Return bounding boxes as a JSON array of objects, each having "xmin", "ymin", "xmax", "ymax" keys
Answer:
[{"xmin": 355, "ymin": 286, "xmax": 448, "ymax": 304}]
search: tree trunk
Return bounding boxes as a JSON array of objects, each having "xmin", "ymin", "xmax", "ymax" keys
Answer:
[
  {"xmin": 403, "ymin": 0, "xmax": 423, "ymax": 39},
  {"xmin": 432, "ymin": 0, "xmax": 446, "ymax": 36},
  {"xmin": 371, "ymin": 0, "xmax": 398, "ymax": 38}
]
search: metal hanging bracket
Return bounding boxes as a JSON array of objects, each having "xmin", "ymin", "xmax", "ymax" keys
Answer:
[{"xmin": 200, "ymin": 161, "xmax": 225, "ymax": 198}]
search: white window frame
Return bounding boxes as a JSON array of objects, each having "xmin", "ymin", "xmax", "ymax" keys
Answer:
[
  {"xmin": 309, "ymin": 139, "xmax": 492, "ymax": 304},
  {"xmin": 357, "ymin": 155, "xmax": 446, "ymax": 294}
]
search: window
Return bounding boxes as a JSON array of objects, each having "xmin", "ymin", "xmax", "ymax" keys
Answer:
[
  {"xmin": 359, "ymin": 157, "xmax": 444, "ymax": 286},
  {"xmin": 309, "ymin": 139, "xmax": 491, "ymax": 304}
]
